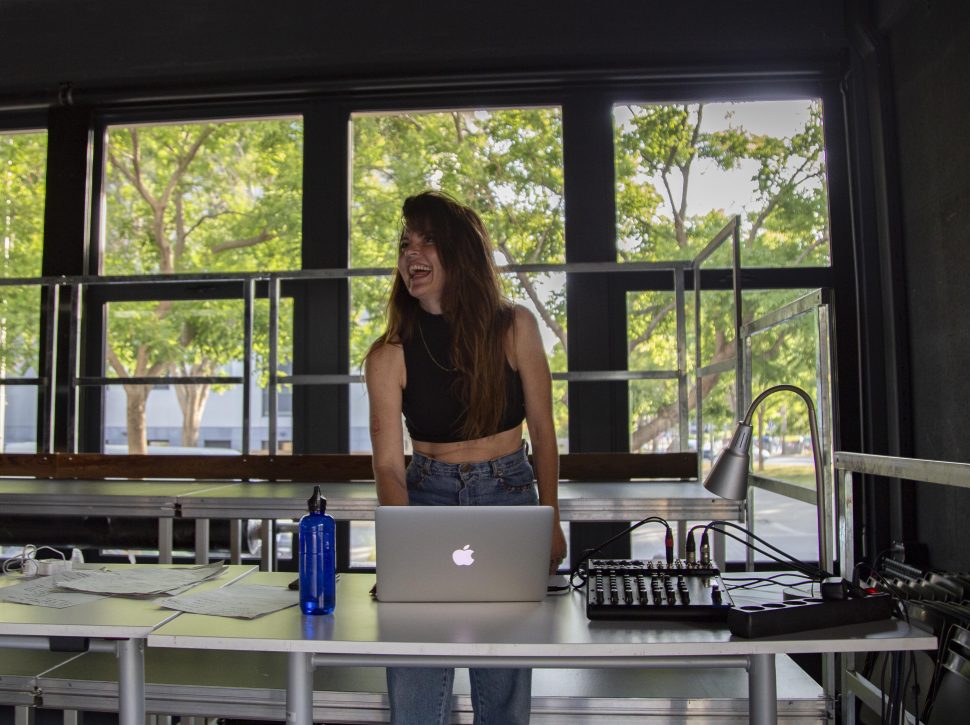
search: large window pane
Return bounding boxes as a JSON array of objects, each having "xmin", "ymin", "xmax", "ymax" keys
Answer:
[
  {"xmin": 0, "ymin": 284, "xmax": 41, "ymax": 382},
  {"xmin": 614, "ymin": 99, "xmax": 830, "ymax": 267},
  {"xmin": 350, "ymin": 107, "xmax": 564, "ymax": 268},
  {"xmin": 1, "ymin": 130, "xmax": 46, "ymax": 453},
  {"xmin": 1, "ymin": 130, "xmax": 46, "ymax": 279},
  {"xmin": 104, "ymin": 383, "xmax": 244, "ymax": 453},
  {"xmin": 744, "ymin": 299, "xmax": 826, "ymax": 565},
  {"xmin": 103, "ymin": 295, "xmax": 291, "ymax": 454},
  {"xmin": 1, "ymin": 383, "xmax": 37, "ymax": 453},
  {"xmin": 102, "ymin": 117, "xmax": 303, "ymax": 275},
  {"xmin": 349, "ymin": 107, "xmax": 567, "ymax": 453}
]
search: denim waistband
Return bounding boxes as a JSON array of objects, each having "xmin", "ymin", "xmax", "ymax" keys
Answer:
[{"xmin": 409, "ymin": 442, "xmax": 529, "ymax": 477}]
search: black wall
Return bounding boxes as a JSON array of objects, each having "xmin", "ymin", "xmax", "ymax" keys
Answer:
[
  {"xmin": 883, "ymin": 0, "xmax": 970, "ymax": 571},
  {"xmin": 0, "ymin": 0, "xmax": 845, "ymax": 104}
]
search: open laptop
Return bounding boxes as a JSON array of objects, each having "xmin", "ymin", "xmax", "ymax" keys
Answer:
[{"xmin": 375, "ymin": 505, "xmax": 554, "ymax": 602}]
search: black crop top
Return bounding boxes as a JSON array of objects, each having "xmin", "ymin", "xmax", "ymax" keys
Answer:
[{"xmin": 402, "ymin": 309, "xmax": 526, "ymax": 443}]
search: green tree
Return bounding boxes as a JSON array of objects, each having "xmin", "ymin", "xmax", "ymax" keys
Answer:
[
  {"xmin": 103, "ymin": 119, "xmax": 302, "ymax": 452},
  {"xmin": 1, "ymin": 131, "xmax": 46, "ymax": 451},
  {"xmin": 350, "ymin": 102, "xmax": 827, "ymax": 454},
  {"xmin": 617, "ymin": 101, "xmax": 828, "ymax": 452}
]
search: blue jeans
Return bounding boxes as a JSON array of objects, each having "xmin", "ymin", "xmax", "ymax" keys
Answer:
[{"xmin": 386, "ymin": 444, "xmax": 537, "ymax": 725}]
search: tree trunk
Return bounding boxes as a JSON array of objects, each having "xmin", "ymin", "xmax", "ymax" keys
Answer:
[
  {"xmin": 175, "ymin": 381, "xmax": 211, "ymax": 448},
  {"xmin": 123, "ymin": 384, "xmax": 151, "ymax": 454}
]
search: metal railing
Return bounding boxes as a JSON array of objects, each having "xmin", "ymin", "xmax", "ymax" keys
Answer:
[
  {"xmin": 835, "ymin": 451, "xmax": 970, "ymax": 725},
  {"xmin": 0, "ymin": 255, "xmax": 720, "ymax": 454}
]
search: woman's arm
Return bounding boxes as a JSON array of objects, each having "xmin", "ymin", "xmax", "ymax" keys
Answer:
[
  {"xmin": 364, "ymin": 342, "xmax": 409, "ymax": 506},
  {"xmin": 512, "ymin": 305, "xmax": 568, "ymax": 570}
]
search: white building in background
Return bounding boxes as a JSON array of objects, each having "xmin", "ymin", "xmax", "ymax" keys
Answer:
[{"xmin": 1, "ymin": 365, "xmax": 378, "ymax": 454}]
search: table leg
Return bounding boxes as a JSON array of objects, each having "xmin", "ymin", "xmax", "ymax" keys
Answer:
[
  {"xmin": 116, "ymin": 638, "xmax": 145, "ymax": 725},
  {"xmin": 195, "ymin": 519, "xmax": 210, "ymax": 564},
  {"xmin": 261, "ymin": 519, "xmax": 276, "ymax": 572},
  {"xmin": 749, "ymin": 653, "xmax": 777, "ymax": 724},
  {"xmin": 158, "ymin": 519, "xmax": 173, "ymax": 564},
  {"xmin": 286, "ymin": 651, "xmax": 313, "ymax": 725},
  {"xmin": 230, "ymin": 519, "xmax": 243, "ymax": 564}
]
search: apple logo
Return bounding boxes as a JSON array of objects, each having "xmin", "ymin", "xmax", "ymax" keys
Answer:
[{"xmin": 452, "ymin": 544, "xmax": 475, "ymax": 566}]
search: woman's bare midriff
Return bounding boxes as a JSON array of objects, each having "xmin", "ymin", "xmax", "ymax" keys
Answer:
[{"xmin": 411, "ymin": 424, "xmax": 524, "ymax": 464}]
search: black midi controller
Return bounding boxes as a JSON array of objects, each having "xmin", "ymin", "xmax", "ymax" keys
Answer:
[{"xmin": 585, "ymin": 559, "xmax": 734, "ymax": 622}]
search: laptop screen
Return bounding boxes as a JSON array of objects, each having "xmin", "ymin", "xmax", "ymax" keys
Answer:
[{"xmin": 375, "ymin": 505, "xmax": 554, "ymax": 602}]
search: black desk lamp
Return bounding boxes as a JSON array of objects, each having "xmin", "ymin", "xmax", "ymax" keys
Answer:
[{"xmin": 702, "ymin": 383, "xmax": 829, "ymax": 571}]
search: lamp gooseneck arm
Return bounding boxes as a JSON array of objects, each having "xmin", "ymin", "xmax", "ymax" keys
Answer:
[{"xmin": 741, "ymin": 384, "xmax": 828, "ymax": 573}]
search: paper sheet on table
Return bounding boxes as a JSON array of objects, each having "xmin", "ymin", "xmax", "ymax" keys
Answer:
[
  {"xmin": 0, "ymin": 571, "xmax": 107, "ymax": 608},
  {"xmin": 52, "ymin": 563, "xmax": 229, "ymax": 597},
  {"xmin": 159, "ymin": 584, "xmax": 299, "ymax": 619}
]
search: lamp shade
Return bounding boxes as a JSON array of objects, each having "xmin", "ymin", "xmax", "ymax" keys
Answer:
[{"xmin": 703, "ymin": 422, "xmax": 754, "ymax": 501}]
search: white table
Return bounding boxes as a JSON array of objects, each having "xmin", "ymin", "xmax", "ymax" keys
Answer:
[
  {"xmin": 149, "ymin": 572, "xmax": 936, "ymax": 725},
  {"xmin": 178, "ymin": 480, "xmax": 743, "ymax": 568},
  {"xmin": 0, "ymin": 563, "xmax": 256, "ymax": 725},
  {"xmin": 0, "ymin": 479, "xmax": 236, "ymax": 563}
]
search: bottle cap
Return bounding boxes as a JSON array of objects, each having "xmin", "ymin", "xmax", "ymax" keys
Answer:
[{"xmin": 307, "ymin": 485, "xmax": 327, "ymax": 514}]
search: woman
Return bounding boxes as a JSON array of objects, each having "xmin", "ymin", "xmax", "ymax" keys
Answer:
[{"xmin": 365, "ymin": 190, "xmax": 566, "ymax": 725}]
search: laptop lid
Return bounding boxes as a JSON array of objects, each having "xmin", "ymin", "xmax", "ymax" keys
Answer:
[{"xmin": 375, "ymin": 505, "xmax": 554, "ymax": 602}]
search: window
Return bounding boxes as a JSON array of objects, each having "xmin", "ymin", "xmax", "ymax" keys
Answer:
[
  {"xmin": 614, "ymin": 99, "xmax": 830, "ymax": 266},
  {"xmin": 94, "ymin": 116, "xmax": 302, "ymax": 454},
  {"xmin": 102, "ymin": 117, "xmax": 303, "ymax": 275},
  {"xmin": 1, "ymin": 129, "xmax": 47, "ymax": 453},
  {"xmin": 348, "ymin": 106, "xmax": 567, "ymax": 453}
]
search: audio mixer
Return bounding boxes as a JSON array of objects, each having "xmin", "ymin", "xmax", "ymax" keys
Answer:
[{"xmin": 585, "ymin": 559, "xmax": 734, "ymax": 621}]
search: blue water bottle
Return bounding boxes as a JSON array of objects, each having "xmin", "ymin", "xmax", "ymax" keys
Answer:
[{"xmin": 299, "ymin": 485, "xmax": 336, "ymax": 615}]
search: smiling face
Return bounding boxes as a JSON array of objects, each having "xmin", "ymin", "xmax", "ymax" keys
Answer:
[{"xmin": 397, "ymin": 227, "xmax": 446, "ymax": 313}]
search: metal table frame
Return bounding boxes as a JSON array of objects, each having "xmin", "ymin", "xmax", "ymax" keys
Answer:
[
  {"xmin": 0, "ymin": 564, "xmax": 256, "ymax": 725},
  {"xmin": 150, "ymin": 572, "xmax": 936, "ymax": 725}
]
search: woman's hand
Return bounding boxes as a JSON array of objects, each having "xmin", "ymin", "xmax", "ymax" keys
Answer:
[{"xmin": 550, "ymin": 522, "xmax": 567, "ymax": 574}]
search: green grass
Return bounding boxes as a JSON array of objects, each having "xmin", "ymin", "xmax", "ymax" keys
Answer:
[{"xmin": 751, "ymin": 463, "xmax": 815, "ymax": 487}]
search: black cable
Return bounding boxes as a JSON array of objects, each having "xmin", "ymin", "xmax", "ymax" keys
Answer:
[
  {"xmin": 900, "ymin": 651, "xmax": 914, "ymax": 724},
  {"xmin": 880, "ymin": 649, "xmax": 889, "ymax": 725},
  {"xmin": 722, "ymin": 572, "xmax": 817, "ymax": 584},
  {"xmin": 921, "ymin": 621, "xmax": 957, "ymax": 722},
  {"xmin": 703, "ymin": 524, "xmax": 822, "ymax": 579},
  {"xmin": 721, "ymin": 572, "xmax": 816, "ymax": 591},
  {"xmin": 703, "ymin": 519, "xmax": 828, "ymax": 578},
  {"xmin": 909, "ymin": 651, "xmax": 920, "ymax": 725},
  {"xmin": 890, "ymin": 651, "xmax": 903, "ymax": 725},
  {"xmin": 722, "ymin": 578, "xmax": 816, "ymax": 592},
  {"xmin": 566, "ymin": 516, "xmax": 671, "ymax": 590}
]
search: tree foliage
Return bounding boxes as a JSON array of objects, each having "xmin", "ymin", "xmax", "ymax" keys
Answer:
[
  {"xmin": 103, "ymin": 119, "xmax": 302, "ymax": 451},
  {"xmin": 4, "ymin": 99, "xmax": 829, "ymax": 457},
  {"xmin": 616, "ymin": 101, "xmax": 829, "ymax": 453},
  {"xmin": 1, "ymin": 131, "xmax": 46, "ymax": 450}
]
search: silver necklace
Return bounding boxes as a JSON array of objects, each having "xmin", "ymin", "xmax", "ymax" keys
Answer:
[{"xmin": 417, "ymin": 320, "xmax": 457, "ymax": 372}]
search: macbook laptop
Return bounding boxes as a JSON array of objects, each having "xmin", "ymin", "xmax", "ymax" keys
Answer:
[{"xmin": 375, "ymin": 505, "xmax": 554, "ymax": 602}]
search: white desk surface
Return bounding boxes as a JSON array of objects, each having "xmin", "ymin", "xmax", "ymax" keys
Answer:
[
  {"xmin": 0, "ymin": 564, "xmax": 256, "ymax": 639},
  {"xmin": 0, "ymin": 479, "xmax": 236, "ymax": 517},
  {"xmin": 175, "ymin": 480, "xmax": 742, "ymax": 522},
  {"xmin": 149, "ymin": 572, "xmax": 936, "ymax": 659}
]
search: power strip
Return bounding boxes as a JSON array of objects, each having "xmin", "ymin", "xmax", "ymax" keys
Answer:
[{"xmin": 728, "ymin": 592, "xmax": 894, "ymax": 637}]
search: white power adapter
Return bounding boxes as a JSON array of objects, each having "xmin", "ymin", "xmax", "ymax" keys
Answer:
[{"xmin": 34, "ymin": 559, "xmax": 73, "ymax": 576}]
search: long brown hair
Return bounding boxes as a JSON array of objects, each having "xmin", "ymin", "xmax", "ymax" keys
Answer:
[{"xmin": 367, "ymin": 191, "xmax": 515, "ymax": 440}]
